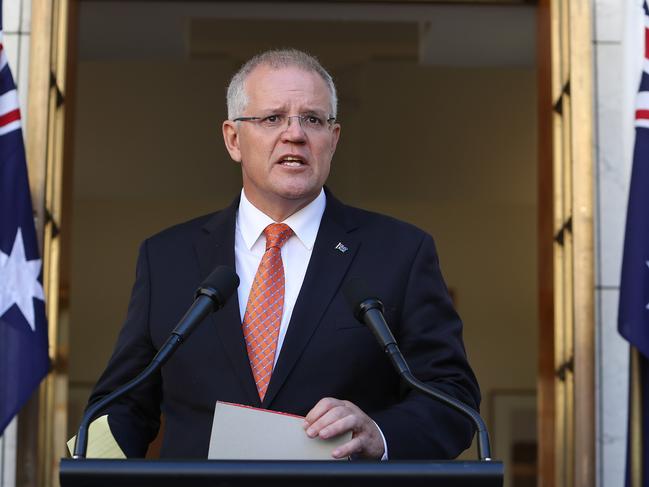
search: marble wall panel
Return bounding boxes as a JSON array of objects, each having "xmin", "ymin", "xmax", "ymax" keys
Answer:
[
  {"xmin": 594, "ymin": 43, "xmax": 632, "ymax": 288},
  {"xmin": 0, "ymin": 419, "xmax": 17, "ymax": 487},
  {"xmin": 593, "ymin": 3, "xmax": 645, "ymax": 487},
  {"xmin": 19, "ymin": 0, "xmax": 30, "ymax": 33},
  {"xmin": 596, "ymin": 288, "xmax": 630, "ymax": 487},
  {"xmin": 3, "ymin": 0, "xmax": 22, "ymax": 33},
  {"xmin": 2, "ymin": 31, "xmax": 18, "ymax": 72},
  {"xmin": 594, "ymin": 0, "xmax": 624, "ymax": 43}
]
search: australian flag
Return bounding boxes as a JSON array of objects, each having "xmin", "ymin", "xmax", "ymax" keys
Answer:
[
  {"xmin": 0, "ymin": 3, "xmax": 50, "ymax": 436},
  {"xmin": 618, "ymin": 0, "xmax": 649, "ymax": 484}
]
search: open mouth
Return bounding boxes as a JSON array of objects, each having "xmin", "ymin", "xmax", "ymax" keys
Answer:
[{"xmin": 278, "ymin": 156, "xmax": 306, "ymax": 167}]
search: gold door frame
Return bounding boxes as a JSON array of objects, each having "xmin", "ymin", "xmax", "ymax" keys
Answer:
[{"xmin": 538, "ymin": 0, "xmax": 595, "ymax": 486}]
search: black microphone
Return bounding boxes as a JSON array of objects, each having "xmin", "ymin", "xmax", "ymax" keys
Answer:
[
  {"xmin": 73, "ymin": 266, "xmax": 240, "ymax": 459},
  {"xmin": 342, "ymin": 278, "xmax": 492, "ymax": 461}
]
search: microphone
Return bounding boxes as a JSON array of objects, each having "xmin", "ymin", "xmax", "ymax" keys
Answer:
[
  {"xmin": 154, "ymin": 266, "xmax": 240, "ymax": 365},
  {"xmin": 342, "ymin": 278, "xmax": 492, "ymax": 461},
  {"xmin": 73, "ymin": 266, "xmax": 240, "ymax": 459}
]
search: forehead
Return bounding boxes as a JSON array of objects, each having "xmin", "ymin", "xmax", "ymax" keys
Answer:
[{"xmin": 243, "ymin": 65, "xmax": 331, "ymax": 111}]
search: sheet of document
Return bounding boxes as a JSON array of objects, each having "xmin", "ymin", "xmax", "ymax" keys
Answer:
[
  {"xmin": 208, "ymin": 401, "xmax": 352, "ymax": 460},
  {"xmin": 66, "ymin": 414, "xmax": 126, "ymax": 459}
]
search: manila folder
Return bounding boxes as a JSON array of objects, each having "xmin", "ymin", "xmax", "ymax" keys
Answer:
[{"xmin": 208, "ymin": 401, "xmax": 352, "ymax": 460}]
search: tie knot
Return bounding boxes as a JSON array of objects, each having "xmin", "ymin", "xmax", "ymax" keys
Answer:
[{"xmin": 264, "ymin": 223, "xmax": 293, "ymax": 250}]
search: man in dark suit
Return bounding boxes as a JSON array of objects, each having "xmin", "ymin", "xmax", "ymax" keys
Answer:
[{"xmin": 88, "ymin": 49, "xmax": 480, "ymax": 460}]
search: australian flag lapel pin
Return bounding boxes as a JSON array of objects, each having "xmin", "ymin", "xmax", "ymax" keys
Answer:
[{"xmin": 335, "ymin": 242, "xmax": 348, "ymax": 253}]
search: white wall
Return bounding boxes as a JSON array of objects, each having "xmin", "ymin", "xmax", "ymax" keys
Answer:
[{"xmin": 593, "ymin": 0, "xmax": 646, "ymax": 485}]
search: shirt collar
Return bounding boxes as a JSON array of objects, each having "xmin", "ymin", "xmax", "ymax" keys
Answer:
[{"xmin": 237, "ymin": 188, "xmax": 326, "ymax": 251}]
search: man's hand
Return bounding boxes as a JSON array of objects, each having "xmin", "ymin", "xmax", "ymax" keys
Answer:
[{"xmin": 303, "ymin": 397, "xmax": 385, "ymax": 459}]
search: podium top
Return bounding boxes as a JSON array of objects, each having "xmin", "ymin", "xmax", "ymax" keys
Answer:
[{"xmin": 60, "ymin": 458, "xmax": 503, "ymax": 487}]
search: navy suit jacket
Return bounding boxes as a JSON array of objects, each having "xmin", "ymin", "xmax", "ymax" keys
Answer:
[{"xmin": 88, "ymin": 191, "xmax": 480, "ymax": 459}]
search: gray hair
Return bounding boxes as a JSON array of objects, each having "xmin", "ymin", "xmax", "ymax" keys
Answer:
[{"xmin": 226, "ymin": 49, "xmax": 337, "ymax": 120}]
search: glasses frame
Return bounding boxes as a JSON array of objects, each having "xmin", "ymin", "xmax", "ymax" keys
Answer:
[{"xmin": 232, "ymin": 114, "xmax": 338, "ymax": 132}]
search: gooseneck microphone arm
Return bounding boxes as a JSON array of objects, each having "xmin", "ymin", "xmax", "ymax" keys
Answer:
[
  {"xmin": 344, "ymin": 279, "xmax": 492, "ymax": 461},
  {"xmin": 72, "ymin": 266, "xmax": 239, "ymax": 459},
  {"xmin": 73, "ymin": 347, "xmax": 166, "ymax": 459}
]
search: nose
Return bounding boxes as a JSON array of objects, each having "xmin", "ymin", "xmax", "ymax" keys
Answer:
[{"xmin": 280, "ymin": 116, "xmax": 307, "ymax": 142}]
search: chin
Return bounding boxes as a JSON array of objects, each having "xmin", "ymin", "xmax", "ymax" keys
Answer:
[
  {"xmin": 275, "ymin": 183, "xmax": 321, "ymax": 202},
  {"xmin": 277, "ymin": 190, "xmax": 317, "ymax": 202}
]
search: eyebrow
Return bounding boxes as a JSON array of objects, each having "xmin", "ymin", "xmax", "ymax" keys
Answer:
[
  {"xmin": 259, "ymin": 106, "xmax": 287, "ymax": 113},
  {"xmin": 258, "ymin": 107, "xmax": 328, "ymax": 116}
]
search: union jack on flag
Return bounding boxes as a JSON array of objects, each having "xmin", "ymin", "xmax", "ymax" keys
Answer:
[
  {"xmin": 618, "ymin": 1, "xmax": 649, "ymax": 485},
  {"xmin": 0, "ymin": 54, "xmax": 19, "ymax": 135},
  {"xmin": 636, "ymin": 1, "xmax": 649, "ymax": 130},
  {"xmin": 0, "ymin": 2, "xmax": 50, "ymax": 436}
]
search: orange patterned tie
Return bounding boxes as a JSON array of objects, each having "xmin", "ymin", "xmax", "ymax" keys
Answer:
[{"xmin": 242, "ymin": 223, "xmax": 293, "ymax": 400}]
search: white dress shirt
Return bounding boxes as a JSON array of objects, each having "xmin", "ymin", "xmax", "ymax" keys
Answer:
[
  {"xmin": 234, "ymin": 188, "xmax": 388, "ymax": 459},
  {"xmin": 235, "ymin": 188, "xmax": 326, "ymax": 366}
]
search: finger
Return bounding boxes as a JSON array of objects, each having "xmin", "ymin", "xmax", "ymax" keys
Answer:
[
  {"xmin": 318, "ymin": 414, "xmax": 359, "ymax": 439},
  {"xmin": 305, "ymin": 405, "xmax": 352, "ymax": 437},
  {"xmin": 332, "ymin": 436, "xmax": 363, "ymax": 459},
  {"xmin": 304, "ymin": 397, "xmax": 343, "ymax": 426}
]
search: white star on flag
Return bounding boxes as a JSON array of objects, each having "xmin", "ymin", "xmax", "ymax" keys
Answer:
[{"xmin": 0, "ymin": 228, "xmax": 45, "ymax": 331}]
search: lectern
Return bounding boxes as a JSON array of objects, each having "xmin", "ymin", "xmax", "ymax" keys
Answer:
[{"xmin": 60, "ymin": 458, "xmax": 503, "ymax": 487}]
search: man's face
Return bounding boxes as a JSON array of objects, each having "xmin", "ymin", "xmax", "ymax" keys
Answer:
[{"xmin": 223, "ymin": 65, "xmax": 340, "ymax": 216}]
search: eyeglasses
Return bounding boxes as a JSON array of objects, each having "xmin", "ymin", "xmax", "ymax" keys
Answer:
[{"xmin": 233, "ymin": 113, "xmax": 337, "ymax": 134}]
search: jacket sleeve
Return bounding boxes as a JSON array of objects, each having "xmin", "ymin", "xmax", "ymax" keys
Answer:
[
  {"xmin": 371, "ymin": 233, "xmax": 481, "ymax": 459},
  {"xmin": 85, "ymin": 240, "xmax": 161, "ymax": 457}
]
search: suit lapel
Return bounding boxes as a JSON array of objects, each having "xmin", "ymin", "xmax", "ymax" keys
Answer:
[
  {"xmin": 193, "ymin": 197, "xmax": 261, "ymax": 406},
  {"xmin": 262, "ymin": 193, "xmax": 360, "ymax": 408}
]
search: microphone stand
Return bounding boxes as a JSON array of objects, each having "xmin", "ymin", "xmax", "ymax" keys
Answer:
[
  {"xmin": 353, "ymin": 297, "xmax": 492, "ymax": 462},
  {"xmin": 72, "ymin": 342, "xmax": 174, "ymax": 459},
  {"xmin": 73, "ymin": 267, "xmax": 239, "ymax": 459},
  {"xmin": 382, "ymin": 342, "xmax": 492, "ymax": 461}
]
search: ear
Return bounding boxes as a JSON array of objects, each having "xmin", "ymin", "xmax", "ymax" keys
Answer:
[
  {"xmin": 330, "ymin": 123, "xmax": 341, "ymax": 154},
  {"xmin": 222, "ymin": 120, "xmax": 242, "ymax": 162}
]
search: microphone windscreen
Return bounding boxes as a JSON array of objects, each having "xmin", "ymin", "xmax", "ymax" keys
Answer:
[
  {"xmin": 201, "ymin": 266, "xmax": 240, "ymax": 303},
  {"xmin": 342, "ymin": 277, "xmax": 374, "ymax": 314}
]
